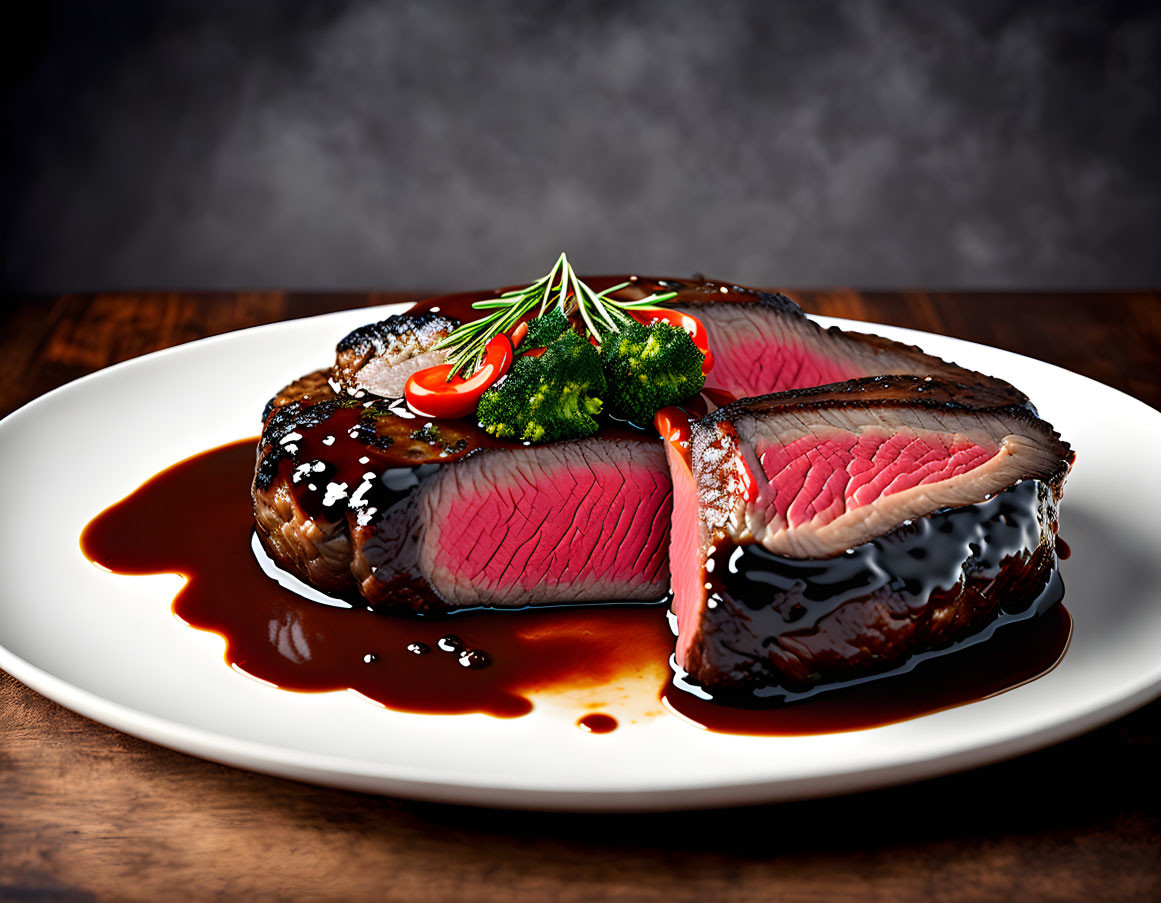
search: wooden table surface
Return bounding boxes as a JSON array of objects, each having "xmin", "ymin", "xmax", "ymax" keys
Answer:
[{"xmin": 2, "ymin": 289, "xmax": 1159, "ymax": 902}]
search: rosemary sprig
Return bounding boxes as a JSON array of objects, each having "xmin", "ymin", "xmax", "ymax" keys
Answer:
[{"xmin": 434, "ymin": 253, "xmax": 676, "ymax": 378}]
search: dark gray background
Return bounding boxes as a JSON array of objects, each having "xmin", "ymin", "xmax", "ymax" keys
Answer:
[{"xmin": 2, "ymin": 0, "xmax": 1158, "ymax": 293}]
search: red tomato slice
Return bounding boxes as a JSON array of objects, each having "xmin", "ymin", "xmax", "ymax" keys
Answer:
[
  {"xmin": 628, "ymin": 308, "xmax": 714, "ymax": 374},
  {"xmin": 404, "ymin": 334, "xmax": 514, "ymax": 419}
]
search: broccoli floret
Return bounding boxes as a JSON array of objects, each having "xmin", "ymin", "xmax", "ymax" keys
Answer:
[
  {"xmin": 600, "ymin": 320, "xmax": 706, "ymax": 425},
  {"xmin": 518, "ymin": 308, "xmax": 571, "ymax": 349},
  {"xmin": 477, "ymin": 329, "xmax": 607, "ymax": 443}
]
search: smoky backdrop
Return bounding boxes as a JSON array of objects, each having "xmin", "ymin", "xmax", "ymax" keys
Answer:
[{"xmin": 2, "ymin": 0, "xmax": 1158, "ymax": 293}]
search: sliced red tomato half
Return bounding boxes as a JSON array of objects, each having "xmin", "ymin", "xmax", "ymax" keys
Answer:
[
  {"xmin": 628, "ymin": 308, "xmax": 715, "ymax": 374},
  {"xmin": 404, "ymin": 333, "xmax": 514, "ymax": 419}
]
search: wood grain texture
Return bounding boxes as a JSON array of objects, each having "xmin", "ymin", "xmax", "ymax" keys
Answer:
[{"xmin": 2, "ymin": 290, "xmax": 1159, "ymax": 903}]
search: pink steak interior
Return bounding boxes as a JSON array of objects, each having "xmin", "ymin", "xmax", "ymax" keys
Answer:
[
  {"xmin": 434, "ymin": 460, "xmax": 672, "ymax": 595},
  {"xmin": 756, "ymin": 432, "xmax": 997, "ymax": 530},
  {"xmin": 706, "ymin": 336, "xmax": 863, "ymax": 398}
]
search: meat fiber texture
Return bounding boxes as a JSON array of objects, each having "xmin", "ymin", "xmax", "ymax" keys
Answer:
[
  {"xmin": 668, "ymin": 375, "xmax": 1074, "ymax": 694},
  {"xmin": 662, "ymin": 281, "xmax": 1029, "ymax": 406},
  {"xmin": 354, "ymin": 438, "xmax": 672, "ymax": 610}
]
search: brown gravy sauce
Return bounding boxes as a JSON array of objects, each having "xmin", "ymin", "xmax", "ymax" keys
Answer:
[
  {"xmin": 577, "ymin": 713, "xmax": 619, "ymax": 734},
  {"xmin": 80, "ymin": 438, "xmax": 1071, "ymax": 735}
]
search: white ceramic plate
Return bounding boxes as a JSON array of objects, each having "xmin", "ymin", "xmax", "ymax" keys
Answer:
[{"xmin": 1, "ymin": 307, "xmax": 1159, "ymax": 812}]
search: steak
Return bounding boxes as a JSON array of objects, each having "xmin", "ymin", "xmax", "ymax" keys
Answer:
[
  {"xmin": 255, "ymin": 279, "xmax": 1071, "ymax": 702},
  {"xmin": 664, "ymin": 375, "xmax": 1073, "ymax": 697},
  {"xmin": 252, "ymin": 392, "xmax": 671, "ymax": 612}
]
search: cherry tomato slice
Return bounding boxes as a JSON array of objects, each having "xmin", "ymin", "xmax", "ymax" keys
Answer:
[
  {"xmin": 628, "ymin": 308, "xmax": 714, "ymax": 374},
  {"xmin": 404, "ymin": 334, "xmax": 514, "ymax": 419}
]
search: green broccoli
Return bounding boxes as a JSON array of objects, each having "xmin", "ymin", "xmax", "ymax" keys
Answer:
[
  {"xmin": 477, "ymin": 328, "xmax": 606, "ymax": 443},
  {"xmin": 517, "ymin": 308, "xmax": 571, "ymax": 349},
  {"xmin": 600, "ymin": 320, "xmax": 706, "ymax": 425}
]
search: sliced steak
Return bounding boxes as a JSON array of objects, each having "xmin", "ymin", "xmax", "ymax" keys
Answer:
[
  {"xmin": 253, "ymin": 394, "xmax": 671, "ymax": 612},
  {"xmin": 664, "ymin": 375, "xmax": 1073, "ymax": 696},
  {"xmin": 333, "ymin": 311, "xmax": 458, "ymax": 398}
]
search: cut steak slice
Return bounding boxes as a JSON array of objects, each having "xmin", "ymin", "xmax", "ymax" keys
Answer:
[
  {"xmin": 693, "ymin": 375, "xmax": 1070, "ymax": 559},
  {"xmin": 252, "ymin": 391, "xmax": 671, "ymax": 612},
  {"xmin": 596, "ymin": 276, "xmax": 1028, "ymax": 407},
  {"xmin": 354, "ymin": 435, "xmax": 672, "ymax": 609},
  {"xmin": 664, "ymin": 375, "xmax": 1073, "ymax": 696}
]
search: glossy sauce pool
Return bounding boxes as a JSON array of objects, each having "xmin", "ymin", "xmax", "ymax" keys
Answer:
[{"xmin": 80, "ymin": 439, "xmax": 1071, "ymax": 735}]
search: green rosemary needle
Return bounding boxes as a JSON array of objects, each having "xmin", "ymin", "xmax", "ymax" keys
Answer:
[{"xmin": 434, "ymin": 253, "xmax": 676, "ymax": 378}]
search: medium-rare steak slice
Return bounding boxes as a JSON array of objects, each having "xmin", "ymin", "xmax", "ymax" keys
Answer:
[
  {"xmin": 664, "ymin": 375, "xmax": 1073, "ymax": 697},
  {"xmin": 252, "ymin": 388, "xmax": 671, "ymax": 612},
  {"xmin": 595, "ymin": 276, "xmax": 1028, "ymax": 407}
]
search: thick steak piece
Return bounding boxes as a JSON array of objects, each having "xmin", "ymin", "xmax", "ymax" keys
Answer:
[
  {"xmin": 252, "ymin": 392, "xmax": 671, "ymax": 613},
  {"xmin": 664, "ymin": 375, "xmax": 1073, "ymax": 697}
]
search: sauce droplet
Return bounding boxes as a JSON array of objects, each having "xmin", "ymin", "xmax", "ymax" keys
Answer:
[
  {"xmin": 1056, "ymin": 535, "xmax": 1072, "ymax": 560},
  {"xmin": 458, "ymin": 649, "xmax": 492, "ymax": 670},
  {"xmin": 436, "ymin": 635, "xmax": 464, "ymax": 653},
  {"xmin": 363, "ymin": 653, "xmax": 379, "ymax": 664},
  {"xmin": 406, "ymin": 642, "xmax": 430, "ymax": 656},
  {"xmin": 577, "ymin": 713, "xmax": 618, "ymax": 734}
]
